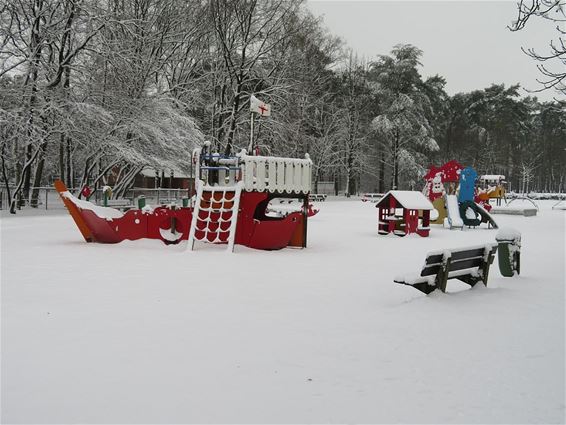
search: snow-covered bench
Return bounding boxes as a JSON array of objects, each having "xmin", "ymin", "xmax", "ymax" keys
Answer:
[
  {"xmin": 361, "ymin": 193, "xmax": 384, "ymax": 203},
  {"xmin": 310, "ymin": 194, "xmax": 327, "ymax": 202},
  {"xmin": 394, "ymin": 244, "xmax": 498, "ymax": 294}
]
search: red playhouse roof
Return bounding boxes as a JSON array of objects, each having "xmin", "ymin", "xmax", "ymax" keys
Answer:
[{"xmin": 423, "ymin": 160, "xmax": 464, "ymax": 182}]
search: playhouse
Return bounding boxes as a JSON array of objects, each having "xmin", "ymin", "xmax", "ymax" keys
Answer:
[
  {"xmin": 55, "ymin": 144, "xmax": 314, "ymax": 251},
  {"xmin": 376, "ymin": 190, "xmax": 435, "ymax": 237}
]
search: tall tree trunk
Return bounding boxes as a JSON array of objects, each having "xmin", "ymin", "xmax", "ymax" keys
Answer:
[
  {"xmin": 90, "ymin": 160, "xmax": 120, "ymax": 192},
  {"xmin": 224, "ymin": 80, "xmax": 243, "ymax": 155},
  {"xmin": 78, "ymin": 158, "xmax": 91, "ymax": 198},
  {"xmin": 22, "ymin": 0, "xmax": 43, "ymax": 206},
  {"xmin": 65, "ymin": 136, "xmax": 72, "ymax": 188},
  {"xmin": 114, "ymin": 165, "xmax": 142, "ymax": 198},
  {"xmin": 378, "ymin": 150, "xmax": 385, "ymax": 193},
  {"xmin": 78, "ymin": 153, "xmax": 102, "ymax": 198},
  {"xmin": 59, "ymin": 137, "xmax": 65, "ymax": 181},
  {"xmin": 30, "ymin": 142, "xmax": 47, "ymax": 207},
  {"xmin": 9, "ymin": 145, "xmax": 42, "ymax": 213},
  {"xmin": 1, "ymin": 143, "xmax": 12, "ymax": 206},
  {"xmin": 59, "ymin": 65, "xmax": 72, "ymax": 182},
  {"xmin": 392, "ymin": 131, "xmax": 399, "ymax": 190},
  {"xmin": 346, "ymin": 152, "xmax": 354, "ymax": 196},
  {"xmin": 347, "ymin": 166, "xmax": 356, "ymax": 195},
  {"xmin": 21, "ymin": 144, "xmax": 33, "ymax": 206}
]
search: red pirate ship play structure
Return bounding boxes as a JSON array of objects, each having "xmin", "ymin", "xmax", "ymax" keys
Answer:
[{"xmin": 55, "ymin": 143, "xmax": 313, "ymax": 251}]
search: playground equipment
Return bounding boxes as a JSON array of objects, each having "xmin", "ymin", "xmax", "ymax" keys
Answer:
[
  {"xmin": 477, "ymin": 175, "xmax": 506, "ymax": 206},
  {"xmin": 445, "ymin": 194, "xmax": 464, "ymax": 229},
  {"xmin": 423, "ymin": 160, "xmax": 463, "ymax": 224},
  {"xmin": 376, "ymin": 190, "xmax": 435, "ymax": 237},
  {"xmin": 55, "ymin": 145, "xmax": 314, "ymax": 251},
  {"xmin": 423, "ymin": 161, "xmax": 498, "ymax": 230}
]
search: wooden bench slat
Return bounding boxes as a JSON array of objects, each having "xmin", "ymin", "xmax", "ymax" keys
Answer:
[
  {"xmin": 422, "ymin": 256, "xmax": 487, "ymax": 276},
  {"xmin": 447, "ymin": 257, "xmax": 485, "ymax": 273},
  {"xmin": 420, "ymin": 264, "xmax": 441, "ymax": 277},
  {"xmin": 425, "ymin": 247, "xmax": 490, "ymax": 265}
]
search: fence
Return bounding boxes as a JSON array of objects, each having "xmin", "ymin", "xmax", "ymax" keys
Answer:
[
  {"xmin": 314, "ymin": 181, "xmax": 336, "ymax": 195},
  {"xmin": 0, "ymin": 186, "xmax": 192, "ymax": 211}
]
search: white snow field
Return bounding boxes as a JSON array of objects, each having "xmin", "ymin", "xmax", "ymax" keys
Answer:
[{"xmin": 1, "ymin": 199, "xmax": 564, "ymax": 424}]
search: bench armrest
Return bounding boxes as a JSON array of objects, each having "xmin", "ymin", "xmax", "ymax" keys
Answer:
[
  {"xmin": 394, "ymin": 274, "xmax": 435, "ymax": 286},
  {"xmin": 394, "ymin": 274, "xmax": 438, "ymax": 295}
]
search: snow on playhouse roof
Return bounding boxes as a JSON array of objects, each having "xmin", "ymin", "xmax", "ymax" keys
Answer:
[{"xmin": 375, "ymin": 190, "xmax": 435, "ymax": 210}]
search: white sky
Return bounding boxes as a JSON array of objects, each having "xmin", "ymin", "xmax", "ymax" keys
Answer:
[{"xmin": 307, "ymin": 0, "xmax": 563, "ymax": 102}]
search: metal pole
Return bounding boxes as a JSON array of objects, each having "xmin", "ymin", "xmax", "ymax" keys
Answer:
[
  {"xmin": 189, "ymin": 155, "xmax": 193, "ymax": 200},
  {"xmin": 248, "ymin": 112, "xmax": 255, "ymax": 154},
  {"xmin": 45, "ymin": 188, "xmax": 48, "ymax": 210}
]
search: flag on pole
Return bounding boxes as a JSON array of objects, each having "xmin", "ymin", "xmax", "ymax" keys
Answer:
[{"xmin": 250, "ymin": 94, "xmax": 271, "ymax": 117}]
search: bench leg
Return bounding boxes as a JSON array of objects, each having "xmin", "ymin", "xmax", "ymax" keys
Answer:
[
  {"xmin": 480, "ymin": 256, "xmax": 492, "ymax": 287},
  {"xmin": 455, "ymin": 274, "xmax": 482, "ymax": 288},
  {"xmin": 478, "ymin": 246, "xmax": 495, "ymax": 287},
  {"xmin": 435, "ymin": 258, "xmax": 451, "ymax": 293},
  {"xmin": 456, "ymin": 248, "xmax": 493, "ymax": 288}
]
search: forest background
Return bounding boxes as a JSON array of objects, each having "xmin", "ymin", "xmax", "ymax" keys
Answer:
[{"xmin": 1, "ymin": 0, "xmax": 564, "ymax": 213}]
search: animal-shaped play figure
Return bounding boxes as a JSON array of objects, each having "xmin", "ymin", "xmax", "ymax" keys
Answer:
[
  {"xmin": 458, "ymin": 167, "xmax": 481, "ymax": 226},
  {"xmin": 458, "ymin": 167, "xmax": 477, "ymax": 203},
  {"xmin": 429, "ymin": 175, "xmax": 446, "ymax": 224},
  {"xmin": 423, "ymin": 161, "xmax": 463, "ymax": 224}
]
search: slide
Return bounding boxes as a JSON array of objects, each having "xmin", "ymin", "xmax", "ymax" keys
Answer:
[
  {"xmin": 474, "ymin": 202, "xmax": 499, "ymax": 229},
  {"xmin": 445, "ymin": 194, "xmax": 464, "ymax": 229}
]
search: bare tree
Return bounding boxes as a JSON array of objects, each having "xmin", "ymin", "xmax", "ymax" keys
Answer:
[
  {"xmin": 210, "ymin": 0, "xmax": 302, "ymax": 154},
  {"xmin": 509, "ymin": 0, "xmax": 566, "ymax": 98}
]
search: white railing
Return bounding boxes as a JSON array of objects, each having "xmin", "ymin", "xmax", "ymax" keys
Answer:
[
  {"xmin": 240, "ymin": 152, "xmax": 312, "ymax": 194},
  {"xmin": 193, "ymin": 146, "xmax": 312, "ymax": 194}
]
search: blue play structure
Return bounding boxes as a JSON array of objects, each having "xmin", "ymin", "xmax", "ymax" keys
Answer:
[
  {"xmin": 457, "ymin": 166, "xmax": 497, "ymax": 228},
  {"xmin": 458, "ymin": 167, "xmax": 477, "ymax": 203}
]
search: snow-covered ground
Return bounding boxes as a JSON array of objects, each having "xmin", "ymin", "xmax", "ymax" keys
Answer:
[{"xmin": 1, "ymin": 199, "xmax": 564, "ymax": 423}]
